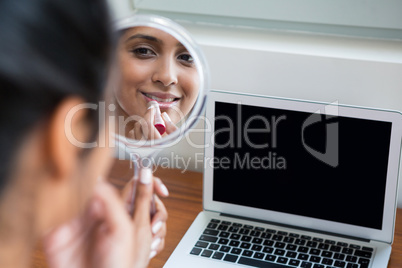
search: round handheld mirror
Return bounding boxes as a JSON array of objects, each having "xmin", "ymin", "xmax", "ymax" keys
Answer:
[{"xmin": 105, "ymin": 14, "xmax": 209, "ymax": 215}]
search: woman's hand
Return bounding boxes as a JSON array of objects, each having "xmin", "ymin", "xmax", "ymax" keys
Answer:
[
  {"xmin": 130, "ymin": 102, "xmax": 177, "ymax": 140},
  {"xmin": 43, "ymin": 168, "xmax": 166, "ymax": 268}
]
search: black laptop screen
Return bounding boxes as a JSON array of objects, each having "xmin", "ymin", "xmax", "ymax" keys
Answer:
[{"xmin": 212, "ymin": 101, "xmax": 392, "ymax": 230}]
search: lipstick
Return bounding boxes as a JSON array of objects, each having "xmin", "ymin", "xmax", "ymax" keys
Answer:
[{"xmin": 149, "ymin": 101, "xmax": 166, "ymax": 135}]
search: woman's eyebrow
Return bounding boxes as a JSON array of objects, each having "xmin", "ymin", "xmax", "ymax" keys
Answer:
[{"xmin": 125, "ymin": 34, "xmax": 162, "ymax": 43}]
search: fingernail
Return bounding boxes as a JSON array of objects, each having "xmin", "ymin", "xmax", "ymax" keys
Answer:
[
  {"xmin": 160, "ymin": 183, "xmax": 169, "ymax": 196},
  {"xmin": 149, "ymin": 250, "xmax": 157, "ymax": 259},
  {"xmin": 162, "ymin": 112, "xmax": 172, "ymax": 123},
  {"xmin": 152, "ymin": 221, "xmax": 163, "ymax": 234},
  {"xmin": 157, "ymin": 178, "xmax": 169, "ymax": 196},
  {"xmin": 151, "ymin": 237, "xmax": 161, "ymax": 250},
  {"xmin": 140, "ymin": 168, "xmax": 152, "ymax": 184},
  {"xmin": 147, "ymin": 101, "xmax": 158, "ymax": 110}
]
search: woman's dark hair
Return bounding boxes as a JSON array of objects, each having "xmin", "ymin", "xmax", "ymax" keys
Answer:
[{"xmin": 0, "ymin": 0, "xmax": 112, "ymax": 192}]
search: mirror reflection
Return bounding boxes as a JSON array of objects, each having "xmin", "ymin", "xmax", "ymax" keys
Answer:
[{"xmin": 112, "ymin": 26, "xmax": 200, "ymax": 141}]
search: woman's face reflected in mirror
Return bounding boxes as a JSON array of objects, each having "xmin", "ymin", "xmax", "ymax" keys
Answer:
[{"xmin": 113, "ymin": 26, "xmax": 200, "ymax": 139}]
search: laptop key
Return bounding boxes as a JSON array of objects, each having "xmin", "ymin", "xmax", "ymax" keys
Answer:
[
  {"xmin": 318, "ymin": 243, "xmax": 329, "ymax": 250},
  {"xmin": 242, "ymin": 250, "xmax": 253, "ymax": 257},
  {"xmin": 210, "ymin": 219, "xmax": 220, "ymax": 223},
  {"xmin": 208, "ymin": 243, "xmax": 220, "ymax": 250},
  {"xmin": 309, "ymin": 256, "xmax": 321, "ymax": 263},
  {"xmin": 354, "ymin": 250, "xmax": 372, "ymax": 258},
  {"xmin": 330, "ymin": 245, "xmax": 342, "ymax": 252},
  {"xmin": 252, "ymin": 238, "xmax": 263, "ymax": 244},
  {"xmin": 241, "ymin": 236, "xmax": 252, "ymax": 242},
  {"xmin": 230, "ymin": 234, "xmax": 241, "ymax": 240},
  {"xmin": 334, "ymin": 253, "xmax": 345, "ymax": 260},
  {"xmin": 240, "ymin": 228, "xmax": 250, "ymax": 235},
  {"xmin": 289, "ymin": 259, "xmax": 300, "ymax": 266},
  {"xmin": 212, "ymin": 251, "xmax": 224, "ymax": 260},
  {"xmin": 300, "ymin": 261, "xmax": 313, "ymax": 268},
  {"xmin": 240, "ymin": 242, "xmax": 252, "ymax": 249},
  {"xmin": 218, "ymin": 238, "xmax": 229, "ymax": 245},
  {"xmin": 325, "ymin": 239, "xmax": 336, "ymax": 245},
  {"xmin": 362, "ymin": 246, "xmax": 373, "ymax": 252},
  {"xmin": 231, "ymin": 248, "xmax": 242, "ymax": 255},
  {"xmin": 289, "ymin": 233, "xmax": 300, "ymax": 238},
  {"xmin": 190, "ymin": 247, "xmax": 202, "ymax": 255},
  {"xmin": 255, "ymin": 227, "xmax": 265, "ymax": 232},
  {"xmin": 265, "ymin": 254, "xmax": 277, "ymax": 262},
  {"xmin": 301, "ymin": 235, "xmax": 311, "ymax": 240},
  {"xmin": 274, "ymin": 242, "xmax": 286, "ymax": 248},
  {"xmin": 337, "ymin": 242, "xmax": 348, "ymax": 247},
  {"xmin": 346, "ymin": 264, "xmax": 359, "ymax": 268},
  {"xmin": 219, "ymin": 231, "xmax": 230, "ymax": 238},
  {"xmin": 264, "ymin": 240, "xmax": 274, "ymax": 246},
  {"xmin": 286, "ymin": 251, "xmax": 297, "ymax": 258},
  {"xmin": 358, "ymin": 258, "xmax": 370, "ymax": 268},
  {"xmin": 342, "ymin": 247, "xmax": 353, "ymax": 254},
  {"xmin": 306, "ymin": 241, "xmax": 317, "ymax": 248},
  {"xmin": 203, "ymin": 229, "xmax": 219, "ymax": 236},
  {"xmin": 254, "ymin": 252, "xmax": 265, "ymax": 259},
  {"xmin": 219, "ymin": 246, "xmax": 231, "ymax": 252},
  {"xmin": 312, "ymin": 238, "xmax": 323, "ymax": 242},
  {"xmin": 229, "ymin": 240, "xmax": 240, "ymax": 247},
  {"xmin": 228, "ymin": 226, "xmax": 240, "ymax": 233},
  {"xmin": 345, "ymin": 255, "xmax": 357, "ymax": 262},
  {"xmin": 217, "ymin": 225, "xmax": 228, "ymax": 231},
  {"xmin": 222, "ymin": 221, "xmax": 231, "ymax": 225},
  {"xmin": 244, "ymin": 225, "xmax": 254, "ymax": 229},
  {"xmin": 297, "ymin": 253, "xmax": 309, "ymax": 260},
  {"xmin": 201, "ymin": 249, "xmax": 213, "ymax": 257},
  {"xmin": 309, "ymin": 248, "xmax": 321, "ymax": 255},
  {"xmin": 200, "ymin": 235, "xmax": 218, "ymax": 243},
  {"xmin": 274, "ymin": 249, "xmax": 285, "ymax": 256},
  {"xmin": 349, "ymin": 244, "xmax": 360, "ymax": 249},
  {"xmin": 251, "ymin": 245, "xmax": 262, "ymax": 251},
  {"xmin": 239, "ymin": 257, "xmax": 290, "ymax": 267},
  {"xmin": 261, "ymin": 233, "xmax": 272, "ymax": 239},
  {"xmin": 322, "ymin": 258, "xmax": 333, "ymax": 265},
  {"xmin": 286, "ymin": 244, "xmax": 297, "ymax": 251},
  {"xmin": 265, "ymin": 229, "xmax": 277, "ymax": 234},
  {"xmin": 207, "ymin": 223, "xmax": 218, "ymax": 229},
  {"xmin": 263, "ymin": 247, "xmax": 274, "ymax": 254},
  {"xmin": 272, "ymin": 235, "xmax": 283, "ymax": 241},
  {"xmin": 283, "ymin": 237, "xmax": 294, "ymax": 243},
  {"xmin": 298, "ymin": 246, "xmax": 309, "ymax": 253},
  {"xmin": 334, "ymin": 260, "xmax": 346, "ymax": 267},
  {"xmin": 250, "ymin": 230, "xmax": 261, "ymax": 237},
  {"xmin": 277, "ymin": 257, "xmax": 288, "ymax": 264},
  {"xmin": 223, "ymin": 254, "xmax": 238, "ymax": 263},
  {"xmin": 278, "ymin": 231, "xmax": 288, "ymax": 236},
  {"xmin": 195, "ymin": 241, "xmax": 208, "ymax": 248},
  {"xmin": 312, "ymin": 265, "xmax": 324, "ymax": 268},
  {"xmin": 295, "ymin": 239, "xmax": 306, "ymax": 245},
  {"xmin": 232, "ymin": 223, "xmax": 242, "ymax": 227},
  {"xmin": 321, "ymin": 251, "xmax": 332, "ymax": 258}
]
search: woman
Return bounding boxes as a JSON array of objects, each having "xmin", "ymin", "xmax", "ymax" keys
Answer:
[
  {"xmin": 114, "ymin": 26, "xmax": 200, "ymax": 140},
  {"xmin": 0, "ymin": 0, "xmax": 167, "ymax": 267}
]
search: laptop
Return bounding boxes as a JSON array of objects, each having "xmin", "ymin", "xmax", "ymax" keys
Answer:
[{"xmin": 164, "ymin": 90, "xmax": 402, "ymax": 268}]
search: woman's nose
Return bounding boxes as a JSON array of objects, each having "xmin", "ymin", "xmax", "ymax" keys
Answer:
[{"xmin": 152, "ymin": 58, "xmax": 178, "ymax": 87}]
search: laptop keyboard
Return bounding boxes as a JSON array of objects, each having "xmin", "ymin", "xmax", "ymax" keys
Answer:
[{"xmin": 190, "ymin": 219, "xmax": 374, "ymax": 268}]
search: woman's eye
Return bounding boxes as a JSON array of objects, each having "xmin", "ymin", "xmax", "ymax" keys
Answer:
[
  {"xmin": 131, "ymin": 47, "xmax": 155, "ymax": 57},
  {"xmin": 178, "ymin": 53, "xmax": 194, "ymax": 64}
]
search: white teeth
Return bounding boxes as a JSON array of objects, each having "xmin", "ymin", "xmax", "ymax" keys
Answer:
[{"xmin": 144, "ymin": 93, "xmax": 176, "ymax": 102}]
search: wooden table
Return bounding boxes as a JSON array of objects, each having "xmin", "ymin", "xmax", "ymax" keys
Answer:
[{"xmin": 31, "ymin": 167, "xmax": 402, "ymax": 267}]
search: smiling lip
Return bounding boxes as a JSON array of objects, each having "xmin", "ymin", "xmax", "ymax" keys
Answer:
[{"xmin": 141, "ymin": 92, "xmax": 180, "ymax": 109}]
